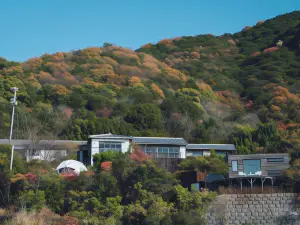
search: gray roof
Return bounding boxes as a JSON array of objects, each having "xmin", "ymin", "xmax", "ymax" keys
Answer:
[
  {"xmin": 205, "ymin": 173, "xmax": 226, "ymax": 182},
  {"xmin": 186, "ymin": 144, "xmax": 236, "ymax": 151},
  {"xmin": 0, "ymin": 139, "xmax": 87, "ymax": 150},
  {"xmin": 89, "ymin": 133, "xmax": 132, "ymax": 139},
  {"xmin": 133, "ymin": 137, "xmax": 187, "ymax": 146}
]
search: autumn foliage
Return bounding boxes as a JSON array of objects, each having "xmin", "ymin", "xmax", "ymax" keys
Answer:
[
  {"xmin": 101, "ymin": 161, "xmax": 112, "ymax": 171},
  {"xmin": 129, "ymin": 148, "xmax": 152, "ymax": 163},
  {"xmin": 151, "ymin": 83, "xmax": 165, "ymax": 98},
  {"xmin": 263, "ymin": 47, "xmax": 279, "ymax": 54}
]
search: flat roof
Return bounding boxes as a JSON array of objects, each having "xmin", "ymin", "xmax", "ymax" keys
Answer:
[
  {"xmin": 133, "ymin": 137, "xmax": 187, "ymax": 146},
  {"xmin": 88, "ymin": 133, "xmax": 132, "ymax": 139},
  {"xmin": 0, "ymin": 139, "xmax": 86, "ymax": 150},
  {"xmin": 228, "ymin": 153, "xmax": 289, "ymax": 159},
  {"xmin": 186, "ymin": 144, "xmax": 236, "ymax": 151}
]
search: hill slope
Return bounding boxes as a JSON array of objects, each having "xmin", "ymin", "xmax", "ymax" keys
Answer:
[{"xmin": 1, "ymin": 11, "xmax": 300, "ymax": 154}]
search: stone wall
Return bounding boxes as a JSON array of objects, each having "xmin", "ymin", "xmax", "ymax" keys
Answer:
[{"xmin": 207, "ymin": 193, "xmax": 300, "ymax": 225}]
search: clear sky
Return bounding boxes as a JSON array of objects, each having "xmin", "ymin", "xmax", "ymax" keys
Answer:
[{"xmin": 0, "ymin": 0, "xmax": 299, "ymax": 62}]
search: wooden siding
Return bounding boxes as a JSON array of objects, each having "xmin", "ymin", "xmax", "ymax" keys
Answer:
[{"xmin": 228, "ymin": 154, "xmax": 290, "ymax": 178}]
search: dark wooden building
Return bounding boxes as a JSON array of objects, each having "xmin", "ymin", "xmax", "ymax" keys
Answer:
[{"xmin": 228, "ymin": 153, "xmax": 290, "ymax": 179}]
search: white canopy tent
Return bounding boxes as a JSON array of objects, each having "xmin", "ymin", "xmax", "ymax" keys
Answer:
[{"xmin": 56, "ymin": 160, "xmax": 88, "ymax": 175}]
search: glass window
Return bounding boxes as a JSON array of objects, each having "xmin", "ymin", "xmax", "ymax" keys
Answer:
[
  {"xmin": 267, "ymin": 158, "xmax": 284, "ymax": 162},
  {"xmin": 232, "ymin": 160, "xmax": 238, "ymax": 172},
  {"xmin": 99, "ymin": 142, "xmax": 122, "ymax": 152},
  {"xmin": 141, "ymin": 146, "xmax": 180, "ymax": 158},
  {"xmin": 193, "ymin": 151, "xmax": 203, "ymax": 157},
  {"xmin": 243, "ymin": 159, "xmax": 261, "ymax": 175}
]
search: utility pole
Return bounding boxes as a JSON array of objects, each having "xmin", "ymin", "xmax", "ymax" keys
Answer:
[{"xmin": 9, "ymin": 87, "xmax": 18, "ymax": 170}]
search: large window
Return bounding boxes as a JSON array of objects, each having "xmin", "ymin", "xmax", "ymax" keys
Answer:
[
  {"xmin": 144, "ymin": 147, "xmax": 156, "ymax": 156},
  {"xmin": 232, "ymin": 160, "xmax": 238, "ymax": 172},
  {"xmin": 142, "ymin": 146, "xmax": 180, "ymax": 158},
  {"xmin": 99, "ymin": 142, "xmax": 122, "ymax": 152},
  {"xmin": 158, "ymin": 147, "xmax": 180, "ymax": 158},
  {"xmin": 243, "ymin": 159, "xmax": 261, "ymax": 175}
]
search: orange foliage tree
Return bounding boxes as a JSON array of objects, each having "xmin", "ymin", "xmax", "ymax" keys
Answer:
[
  {"xmin": 263, "ymin": 47, "xmax": 279, "ymax": 54},
  {"xmin": 128, "ymin": 76, "xmax": 144, "ymax": 87},
  {"xmin": 52, "ymin": 84, "xmax": 71, "ymax": 95},
  {"xmin": 151, "ymin": 83, "xmax": 165, "ymax": 98}
]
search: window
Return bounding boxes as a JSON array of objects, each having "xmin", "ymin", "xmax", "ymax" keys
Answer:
[
  {"xmin": 99, "ymin": 142, "xmax": 122, "ymax": 152},
  {"xmin": 142, "ymin": 146, "xmax": 180, "ymax": 158},
  {"xmin": 267, "ymin": 158, "xmax": 284, "ymax": 162},
  {"xmin": 144, "ymin": 147, "xmax": 156, "ymax": 156},
  {"xmin": 190, "ymin": 151, "xmax": 203, "ymax": 157},
  {"xmin": 243, "ymin": 159, "xmax": 261, "ymax": 175},
  {"xmin": 158, "ymin": 147, "xmax": 180, "ymax": 158},
  {"xmin": 232, "ymin": 160, "xmax": 238, "ymax": 172}
]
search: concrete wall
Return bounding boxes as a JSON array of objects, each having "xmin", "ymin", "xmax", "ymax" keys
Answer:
[{"xmin": 207, "ymin": 193, "xmax": 300, "ymax": 225}]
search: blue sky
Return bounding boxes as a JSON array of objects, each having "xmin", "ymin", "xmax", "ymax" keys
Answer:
[{"xmin": 0, "ymin": 0, "xmax": 299, "ymax": 62}]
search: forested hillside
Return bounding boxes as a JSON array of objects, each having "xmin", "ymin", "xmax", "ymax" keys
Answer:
[{"xmin": 1, "ymin": 11, "xmax": 300, "ymax": 154}]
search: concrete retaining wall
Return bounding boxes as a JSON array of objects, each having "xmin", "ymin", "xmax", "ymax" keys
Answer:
[{"xmin": 207, "ymin": 193, "xmax": 300, "ymax": 225}]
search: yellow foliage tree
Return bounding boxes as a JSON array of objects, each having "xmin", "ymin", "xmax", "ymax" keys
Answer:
[{"xmin": 151, "ymin": 83, "xmax": 165, "ymax": 98}]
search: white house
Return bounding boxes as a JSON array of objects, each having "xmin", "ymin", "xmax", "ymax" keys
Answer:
[
  {"xmin": 78, "ymin": 133, "xmax": 132, "ymax": 165},
  {"xmin": 78, "ymin": 133, "xmax": 187, "ymax": 166}
]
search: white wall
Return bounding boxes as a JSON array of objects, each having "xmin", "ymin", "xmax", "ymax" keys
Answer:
[
  {"xmin": 180, "ymin": 146, "xmax": 186, "ymax": 158},
  {"xmin": 91, "ymin": 139, "xmax": 99, "ymax": 165},
  {"xmin": 121, "ymin": 140, "xmax": 131, "ymax": 153}
]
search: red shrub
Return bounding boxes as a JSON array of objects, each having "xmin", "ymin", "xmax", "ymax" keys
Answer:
[
  {"xmin": 245, "ymin": 100, "xmax": 254, "ymax": 109},
  {"xmin": 24, "ymin": 173, "xmax": 37, "ymax": 181},
  {"xmin": 263, "ymin": 47, "xmax": 279, "ymax": 54},
  {"xmin": 61, "ymin": 173, "xmax": 77, "ymax": 181},
  {"xmin": 101, "ymin": 161, "xmax": 112, "ymax": 171},
  {"xmin": 279, "ymin": 123, "xmax": 287, "ymax": 131},
  {"xmin": 63, "ymin": 107, "xmax": 73, "ymax": 118},
  {"xmin": 129, "ymin": 148, "xmax": 152, "ymax": 163}
]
